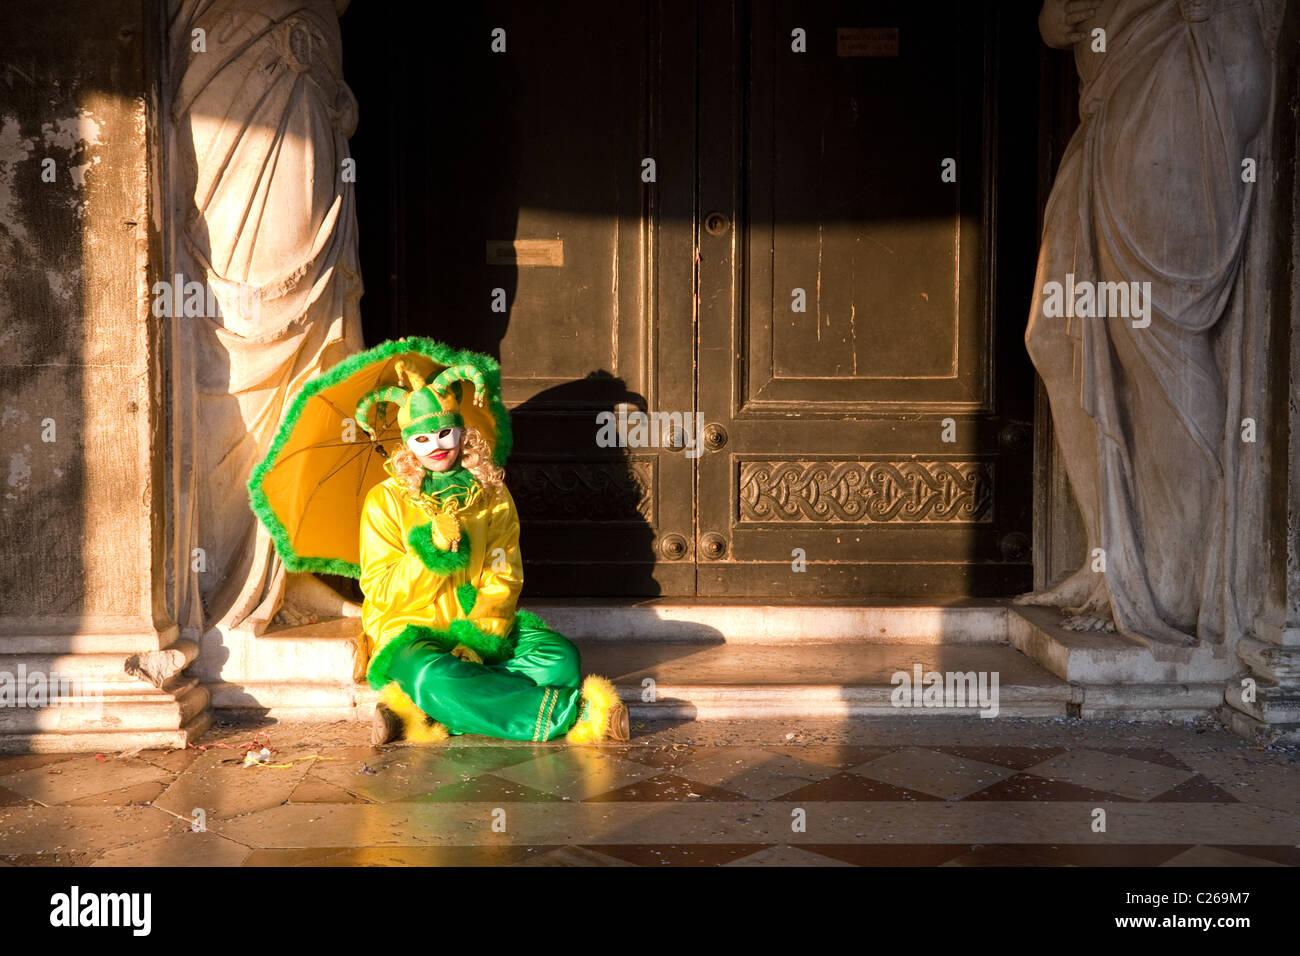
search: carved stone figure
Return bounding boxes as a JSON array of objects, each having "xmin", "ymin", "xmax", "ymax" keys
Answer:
[
  {"xmin": 167, "ymin": 0, "xmax": 364, "ymax": 639},
  {"xmin": 1018, "ymin": 0, "xmax": 1281, "ymax": 645}
]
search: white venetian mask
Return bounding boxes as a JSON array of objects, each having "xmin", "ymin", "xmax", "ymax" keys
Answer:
[{"xmin": 405, "ymin": 426, "xmax": 463, "ymax": 456}]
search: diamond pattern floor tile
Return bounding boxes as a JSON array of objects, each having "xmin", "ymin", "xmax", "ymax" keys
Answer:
[
  {"xmin": 941, "ymin": 844, "xmax": 1075, "ymax": 866},
  {"xmin": 850, "ymin": 747, "xmax": 1018, "ymax": 801},
  {"xmin": 1210, "ymin": 845, "xmax": 1300, "ymax": 866},
  {"xmin": 492, "ymin": 749, "xmax": 660, "ymax": 800},
  {"xmin": 1018, "ymin": 844, "xmax": 1190, "ymax": 866},
  {"xmin": 592, "ymin": 844, "xmax": 768, "ymax": 867},
  {"xmin": 1094, "ymin": 747, "xmax": 1189, "ymax": 770},
  {"xmin": 1017, "ymin": 750, "xmax": 1194, "ymax": 801},
  {"xmin": 241, "ymin": 845, "xmax": 549, "ymax": 866},
  {"xmin": 931, "ymin": 746, "xmax": 1067, "ymax": 770},
  {"xmin": 961, "ymin": 773, "xmax": 1134, "ymax": 802},
  {"xmin": 800, "ymin": 844, "xmax": 968, "ymax": 866},
  {"xmin": 781, "ymin": 772, "xmax": 942, "ymax": 802},
  {"xmin": 1161, "ymin": 845, "xmax": 1287, "ymax": 867},
  {"xmin": 1149, "ymin": 774, "xmax": 1240, "ymax": 803},
  {"xmin": 412, "ymin": 772, "xmax": 565, "ymax": 803},
  {"xmin": 724, "ymin": 845, "xmax": 855, "ymax": 866},
  {"xmin": 670, "ymin": 748, "xmax": 837, "ymax": 800},
  {"xmin": 757, "ymin": 745, "xmax": 900, "ymax": 770},
  {"xmin": 584, "ymin": 772, "xmax": 745, "ymax": 803},
  {"xmin": 517, "ymin": 846, "xmax": 637, "ymax": 866}
]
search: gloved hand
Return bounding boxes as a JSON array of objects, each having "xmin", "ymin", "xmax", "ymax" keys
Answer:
[
  {"xmin": 450, "ymin": 643, "xmax": 483, "ymax": 665},
  {"xmin": 430, "ymin": 512, "xmax": 462, "ymax": 551}
]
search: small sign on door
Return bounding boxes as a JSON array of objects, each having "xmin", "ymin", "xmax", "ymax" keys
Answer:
[
  {"xmin": 486, "ymin": 239, "xmax": 564, "ymax": 267},
  {"xmin": 837, "ymin": 27, "xmax": 899, "ymax": 57}
]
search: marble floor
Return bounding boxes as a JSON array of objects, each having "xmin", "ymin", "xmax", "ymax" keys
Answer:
[{"xmin": 1, "ymin": 715, "xmax": 1297, "ymax": 866}]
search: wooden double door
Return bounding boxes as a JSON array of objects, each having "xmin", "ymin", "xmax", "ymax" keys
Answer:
[{"xmin": 347, "ymin": 0, "xmax": 1043, "ymax": 599}]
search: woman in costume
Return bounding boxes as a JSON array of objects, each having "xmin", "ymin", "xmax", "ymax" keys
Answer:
[{"xmin": 355, "ymin": 359, "xmax": 630, "ymax": 746}]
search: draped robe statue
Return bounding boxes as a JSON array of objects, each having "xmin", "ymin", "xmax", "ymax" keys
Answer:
[
  {"xmin": 1018, "ymin": 0, "xmax": 1282, "ymax": 646},
  {"xmin": 168, "ymin": 0, "xmax": 364, "ymax": 640}
]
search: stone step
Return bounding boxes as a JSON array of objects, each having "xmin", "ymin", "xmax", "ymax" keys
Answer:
[
  {"xmin": 1008, "ymin": 605, "xmax": 1239, "ymax": 683},
  {"xmin": 522, "ymin": 600, "xmax": 1011, "ymax": 645},
  {"xmin": 202, "ymin": 607, "xmax": 1238, "ymax": 724},
  {"xmin": 0, "ymin": 679, "xmax": 209, "ymax": 734},
  {"xmin": 199, "ymin": 603, "xmax": 1011, "ymax": 688},
  {"xmin": 210, "ymin": 639, "xmax": 1076, "ymax": 721},
  {"xmin": 1223, "ymin": 679, "xmax": 1300, "ymax": 723},
  {"xmin": 0, "ymin": 652, "xmax": 158, "ymax": 684},
  {"xmin": 0, "ymin": 711, "xmax": 213, "ymax": 755},
  {"xmin": 195, "ymin": 616, "xmax": 362, "ymax": 684},
  {"xmin": 584, "ymin": 639, "xmax": 1071, "ymax": 719},
  {"xmin": 207, "ymin": 680, "xmax": 363, "ymax": 718}
]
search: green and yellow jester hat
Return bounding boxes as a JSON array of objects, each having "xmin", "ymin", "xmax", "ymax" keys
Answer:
[{"xmin": 355, "ymin": 360, "xmax": 490, "ymax": 442}]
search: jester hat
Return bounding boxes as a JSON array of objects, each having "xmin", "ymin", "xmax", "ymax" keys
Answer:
[{"xmin": 356, "ymin": 360, "xmax": 490, "ymax": 441}]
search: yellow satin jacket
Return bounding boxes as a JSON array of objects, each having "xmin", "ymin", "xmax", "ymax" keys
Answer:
[{"xmin": 359, "ymin": 474, "xmax": 525, "ymax": 655}]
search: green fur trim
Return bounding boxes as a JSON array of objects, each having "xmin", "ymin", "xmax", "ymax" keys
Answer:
[
  {"xmin": 456, "ymin": 583, "xmax": 478, "ymax": 615},
  {"xmin": 247, "ymin": 337, "xmax": 513, "ymax": 579},
  {"xmin": 366, "ymin": 624, "xmax": 455, "ymax": 689},
  {"xmin": 513, "ymin": 608, "xmax": 550, "ymax": 632},
  {"xmin": 448, "ymin": 618, "xmax": 516, "ymax": 665},
  {"xmin": 406, "ymin": 525, "xmax": 472, "ymax": 575}
]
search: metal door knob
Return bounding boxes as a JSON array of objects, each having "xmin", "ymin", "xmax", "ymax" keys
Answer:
[
  {"xmin": 659, "ymin": 534, "xmax": 689, "ymax": 560},
  {"xmin": 700, "ymin": 532, "xmax": 727, "ymax": 559},
  {"xmin": 702, "ymin": 423, "xmax": 728, "ymax": 451}
]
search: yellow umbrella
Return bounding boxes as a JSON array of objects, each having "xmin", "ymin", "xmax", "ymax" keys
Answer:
[{"xmin": 247, "ymin": 337, "xmax": 512, "ymax": 577}]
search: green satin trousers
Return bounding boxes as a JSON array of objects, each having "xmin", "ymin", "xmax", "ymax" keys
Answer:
[{"xmin": 384, "ymin": 614, "xmax": 584, "ymax": 741}]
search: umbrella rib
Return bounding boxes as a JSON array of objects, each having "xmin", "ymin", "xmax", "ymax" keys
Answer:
[
  {"xmin": 292, "ymin": 442, "xmax": 377, "ymax": 552},
  {"xmin": 275, "ymin": 437, "xmax": 386, "ymax": 465}
]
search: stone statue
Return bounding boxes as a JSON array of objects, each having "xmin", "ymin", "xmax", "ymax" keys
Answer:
[
  {"xmin": 167, "ymin": 0, "xmax": 364, "ymax": 640},
  {"xmin": 1017, "ymin": 0, "xmax": 1280, "ymax": 645}
]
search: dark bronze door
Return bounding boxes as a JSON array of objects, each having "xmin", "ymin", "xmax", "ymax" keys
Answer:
[
  {"xmin": 347, "ymin": 0, "xmax": 1040, "ymax": 598},
  {"xmin": 695, "ymin": 0, "xmax": 1040, "ymax": 598}
]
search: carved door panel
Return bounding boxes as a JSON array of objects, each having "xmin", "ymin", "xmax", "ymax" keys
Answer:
[{"xmin": 694, "ymin": 0, "xmax": 1039, "ymax": 597}]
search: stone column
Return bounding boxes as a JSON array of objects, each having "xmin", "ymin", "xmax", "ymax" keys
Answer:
[
  {"xmin": 1222, "ymin": 0, "xmax": 1300, "ymax": 742},
  {"xmin": 0, "ymin": 0, "xmax": 204, "ymax": 751}
]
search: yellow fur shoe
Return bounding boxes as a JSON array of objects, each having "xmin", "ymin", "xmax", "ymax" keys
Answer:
[
  {"xmin": 566, "ymin": 675, "xmax": 630, "ymax": 743},
  {"xmin": 374, "ymin": 683, "xmax": 450, "ymax": 745}
]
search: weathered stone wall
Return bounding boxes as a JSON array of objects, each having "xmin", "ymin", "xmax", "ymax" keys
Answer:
[{"xmin": 0, "ymin": 0, "xmax": 162, "ymax": 633}]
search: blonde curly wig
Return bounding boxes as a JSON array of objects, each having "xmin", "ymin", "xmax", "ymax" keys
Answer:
[{"xmin": 389, "ymin": 426, "xmax": 504, "ymax": 499}]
